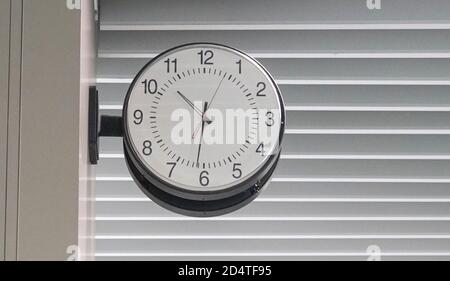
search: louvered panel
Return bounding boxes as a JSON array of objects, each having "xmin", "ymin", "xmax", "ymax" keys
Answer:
[{"xmin": 96, "ymin": 0, "xmax": 450, "ymax": 260}]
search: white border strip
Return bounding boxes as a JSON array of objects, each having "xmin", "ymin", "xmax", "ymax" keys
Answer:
[
  {"xmin": 99, "ymin": 104, "xmax": 450, "ymax": 112},
  {"xmin": 95, "ymin": 177, "xmax": 450, "ymax": 183},
  {"xmin": 98, "ymin": 52, "xmax": 450, "ymax": 59},
  {"xmin": 95, "ymin": 234, "xmax": 450, "ymax": 240},
  {"xmin": 95, "ymin": 216, "xmax": 450, "ymax": 221},
  {"xmin": 96, "ymin": 78, "xmax": 450, "ymax": 85},
  {"xmin": 100, "ymin": 23, "xmax": 450, "ymax": 31},
  {"xmin": 284, "ymin": 129, "xmax": 450, "ymax": 135},
  {"xmin": 99, "ymin": 153, "xmax": 450, "ymax": 160},
  {"xmin": 95, "ymin": 252, "xmax": 450, "ymax": 257},
  {"xmin": 95, "ymin": 197, "xmax": 450, "ymax": 203}
]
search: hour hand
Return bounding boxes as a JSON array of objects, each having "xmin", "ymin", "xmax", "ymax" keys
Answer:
[
  {"xmin": 177, "ymin": 91, "xmax": 212, "ymax": 124},
  {"xmin": 176, "ymin": 91, "xmax": 203, "ymax": 117}
]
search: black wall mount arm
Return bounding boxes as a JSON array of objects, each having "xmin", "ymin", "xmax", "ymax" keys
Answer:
[
  {"xmin": 89, "ymin": 86, "xmax": 123, "ymax": 165},
  {"xmin": 99, "ymin": 115, "xmax": 123, "ymax": 137}
]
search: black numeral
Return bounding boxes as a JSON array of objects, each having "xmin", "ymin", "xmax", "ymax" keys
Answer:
[
  {"xmin": 200, "ymin": 171, "xmax": 210, "ymax": 186},
  {"xmin": 198, "ymin": 50, "xmax": 214, "ymax": 65},
  {"xmin": 236, "ymin": 60, "xmax": 242, "ymax": 74},
  {"xmin": 167, "ymin": 162, "xmax": 176, "ymax": 178},
  {"xmin": 257, "ymin": 82, "xmax": 266, "ymax": 97},
  {"xmin": 164, "ymin": 58, "xmax": 177, "ymax": 73},
  {"xmin": 232, "ymin": 163, "xmax": 242, "ymax": 179},
  {"xmin": 133, "ymin": 110, "xmax": 143, "ymax": 125},
  {"xmin": 142, "ymin": 79, "xmax": 158, "ymax": 94},
  {"xmin": 142, "ymin": 140, "xmax": 152, "ymax": 156},
  {"xmin": 256, "ymin": 143, "xmax": 265, "ymax": 156},
  {"xmin": 266, "ymin": 111, "xmax": 275, "ymax": 127}
]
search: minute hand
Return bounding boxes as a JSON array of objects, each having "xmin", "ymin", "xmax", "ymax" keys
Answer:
[
  {"xmin": 196, "ymin": 102, "xmax": 209, "ymax": 165},
  {"xmin": 206, "ymin": 75, "xmax": 226, "ymax": 111}
]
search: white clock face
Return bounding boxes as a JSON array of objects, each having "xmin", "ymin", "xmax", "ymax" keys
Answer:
[{"xmin": 124, "ymin": 44, "xmax": 283, "ymax": 192}]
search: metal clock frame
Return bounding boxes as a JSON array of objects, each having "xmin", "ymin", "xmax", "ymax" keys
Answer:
[{"xmin": 122, "ymin": 43, "xmax": 286, "ymax": 217}]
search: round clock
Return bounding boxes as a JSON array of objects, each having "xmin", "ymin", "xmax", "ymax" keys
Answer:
[{"xmin": 123, "ymin": 43, "xmax": 285, "ymax": 217}]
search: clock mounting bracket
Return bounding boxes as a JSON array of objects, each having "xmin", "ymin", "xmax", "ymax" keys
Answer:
[{"xmin": 88, "ymin": 86, "xmax": 123, "ymax": 165}]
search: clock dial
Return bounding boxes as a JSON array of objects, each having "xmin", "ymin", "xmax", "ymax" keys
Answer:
[{"xmin": 123, "ymin": 43, "xmax": 285, "ymax": 215}]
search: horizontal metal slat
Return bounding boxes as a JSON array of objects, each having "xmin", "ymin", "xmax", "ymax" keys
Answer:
[
  {"xmin": 95, "ymin": 255, "xmax": 450, "ymax": 261},
  {"xmin": 95, "ymin": 181, "xmax": 450, "ymax": 200},
  {"xmin": 96, "ymin": 158, "xmax": 450, "ymax": 179},
  {"xmin": 98, "ymin": 108, "xmax": 450, "ymax": 131},
  {"xmin": 280, "ymin": 85, "xmax": 450, "ymax": 108},
  {"xmin": 98, "ymin": 84, "xmax": 450, "ymax": 110},
  {"xmin": 100, "ymin": 0, "xmax": 450, "ymax": 30},
  {"xmin": 99, "ymin": 135, "xmax": 450, "ymax": 158},
  {"xmin": 283, "ymin": 134, "xmax": 450, "ymax": 155},
  {"xmin": 96, "ymin": 220, "xmax": 450, "ymax": 236},
  {"xmin": 95, "ymin": 201, "xmax": 450, "ymax": 218},
  {"xmin": 96, "ymin": 235, "xmax": 450, "ymax": 240},
  {"xmin": 97, "ymin": 58, "xmax": 450, "ymax": 81},
  {"xmin": 97, "ymin": 78, "xmax": 450, "ymax": 86},
  {"xmin": 97, "ymin": 177, "xmax": 450, "ymax": 184},
  {"xmin": 276, "ymin": 159, "xmax": 450, "ymax": 178},
  {"xmin": 96, "ymin": 217, "xmax": 450, "ymax": 221},
  {"xmin": 97, "ymin": 198, "xmax": 450, "ymax": 203},
  {"xmin": 98, "ymin": 30, "xmax": 450, "ymax": 58},
  {"xmin": 95, "ymin": 238, "xmax": 450, "ymax": 253},
  {"xmin": 286, "ymin": 111, "xmax": 450, "ymax": 130},
  {"xmin": 99, "ymin": 105, "xmax": 450, "ymax": 112}
]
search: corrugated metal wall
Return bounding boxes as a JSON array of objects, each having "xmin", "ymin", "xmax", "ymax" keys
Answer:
[{"xmin": 95, "ymin": 0, "xmax": 450, "ymax": 260}]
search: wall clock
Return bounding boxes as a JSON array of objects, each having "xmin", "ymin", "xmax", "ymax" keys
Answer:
[{"xmin": 100, "ymin": 43, "xmax": 285, "ymax": 217}]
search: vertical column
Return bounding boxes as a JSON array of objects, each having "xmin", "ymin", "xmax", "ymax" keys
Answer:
[
  {"xmin": 0, "ymin": 0, "xmax": 11, "ymax": 261},
  {"xmin": 78, "ymin": 0, "xmax": 97, "ymax": 261},
  {"xmin": 16, "ymin": 0, "xmax": 81, "ymax": 260},
  {"xmin": 4, "ymin": 0, "xmax": 22, "ymax": 261}
]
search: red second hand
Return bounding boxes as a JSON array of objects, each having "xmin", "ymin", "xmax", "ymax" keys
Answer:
[
  {"xmin": 192, "ymin": 109, "xmax": 208, "ymax": 139},
  {"xmin": 192, "ymin": 120, "xmax": 202, "ymax": 140}
]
